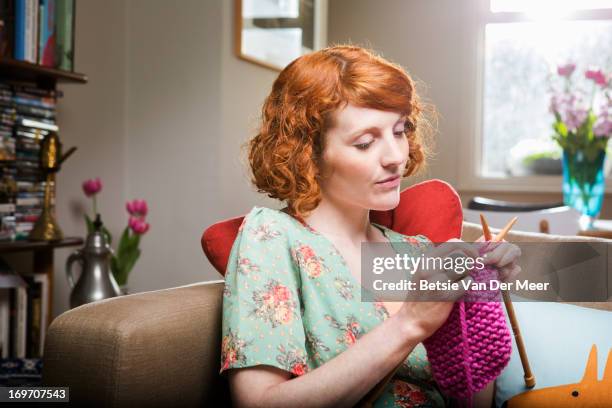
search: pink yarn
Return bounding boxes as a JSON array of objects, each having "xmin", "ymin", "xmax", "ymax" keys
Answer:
[{"xmin": 423, "ymin": 243, "xmax": 513, "ymax": 401}]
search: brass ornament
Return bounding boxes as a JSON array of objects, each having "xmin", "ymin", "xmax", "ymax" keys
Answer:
[{"xmin": 29, "ymin": 132, "xmax": 76, "ymax": 241}]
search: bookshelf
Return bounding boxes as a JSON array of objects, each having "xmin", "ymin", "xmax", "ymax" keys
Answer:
[
  {"xmin": 0, "ymin": 59, "xmax": 86, "ymax": 359},
  {"xmin": 0, "ymin": 0, "xmax": 88, "ymax": 358},
  {"xmin": 0, "ymin": 237, "xmax": 83, "ymax": 253},
  {"xmin": 0, "ymin": 237, "xmax": 83, "ymax": 352},
  {"xmin": 0, "ymin": 58, "xmax": 87, "ymax": 88}
]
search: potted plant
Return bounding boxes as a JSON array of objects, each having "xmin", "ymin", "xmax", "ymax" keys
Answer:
[
  {"xmin": 82, "ymin": 177, "xmax": 150, "ymax": 293},
  {"xmin": 549, "ymin": 63, "xmax": 612, "ymax": 228}
]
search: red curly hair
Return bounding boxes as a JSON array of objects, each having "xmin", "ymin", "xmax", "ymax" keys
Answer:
[{"xmin": 247, "ymin": 45, "xmax": 434, "ymax": 219}]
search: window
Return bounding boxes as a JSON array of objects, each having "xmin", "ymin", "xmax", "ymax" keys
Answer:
[{"xmin": 480, "ymin": 1, "xmax": 612, "ymax": 178}]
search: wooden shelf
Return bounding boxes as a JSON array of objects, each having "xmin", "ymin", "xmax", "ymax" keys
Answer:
[
  {"xmin": 0, "ymin": 237, "xmax": 84, "ymax": 254},
  {"xmin": 0, "ymin": 58, "xmax": 87, "ymax": 88}
]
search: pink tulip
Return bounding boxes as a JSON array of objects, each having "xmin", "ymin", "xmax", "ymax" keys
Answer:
[
  {"xmin": 557, "ymin": 63, "xmax": 576, "ymax": 77},
  {"xmin": 585, "ymin": 68, "xmax": 608, "ymax": 86},
  {"xmin": 82, "ymin": 178, "xmax": 102, "ymax": 197},
  {"xmin": 128, "ymin": 216, "xmax": 150, "ymax": 235},
  {"xmin": 126, "ymin": 199, "xmax": 148, "ymax": 218}
]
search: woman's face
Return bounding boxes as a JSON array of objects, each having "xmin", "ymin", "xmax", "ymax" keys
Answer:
[{"xmin": 318, "ymin": 103, "xmax": 409, "ymax": 212}]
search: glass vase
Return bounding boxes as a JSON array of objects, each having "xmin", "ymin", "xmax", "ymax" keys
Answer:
[{"xmin": 562, "ymin": 149, "xmax": 606, "ymax": 229}]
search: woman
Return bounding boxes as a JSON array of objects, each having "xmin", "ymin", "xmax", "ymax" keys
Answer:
[{"xmin": 219, "ymin": 46, "xmax": 521, "ymax": 407}]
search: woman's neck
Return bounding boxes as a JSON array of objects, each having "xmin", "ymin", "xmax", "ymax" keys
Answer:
[{"xmin": 301, "ymin": 198, "xmax": 378, "ymax": 246}]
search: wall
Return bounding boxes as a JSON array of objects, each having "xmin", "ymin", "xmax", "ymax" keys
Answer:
[
  {"xmin": 53, "ymin": 0, "xmax": 128, "ymax": 316},
  {"xmin": 51, "ymin": 0, "xmax": 281, "ymax": 316},
  {"xmin": 125, "ymin": 0, "xmax": 280, "ymax": 294},
  {"xmin": 126, "ymin": 0, "xmax": 222, "ymax": 293},
  {"xmin": 217, "ymin": 0, "xmax": 281, "ymax": 218}
]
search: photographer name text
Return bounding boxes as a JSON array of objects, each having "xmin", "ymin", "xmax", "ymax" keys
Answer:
[{"xmin": 372, "ymin": 279, "xmax": 550, "ymax": 291}]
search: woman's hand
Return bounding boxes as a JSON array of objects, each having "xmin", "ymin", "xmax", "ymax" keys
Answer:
[
  {"xmin": 396, "ymin": 238, "xmax": 478, "ymax": 342},
  {"xmin": 476, "ymin": 235, "xmax": 522, "ymax": 283}
]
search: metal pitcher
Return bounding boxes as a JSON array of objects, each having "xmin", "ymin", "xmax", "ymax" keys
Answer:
[{"xmin": 66, "ymin": 214, "xmax": 121, "ymax": 308}]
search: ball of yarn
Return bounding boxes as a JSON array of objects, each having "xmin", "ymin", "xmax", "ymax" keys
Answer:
[{"xmin": 423, "ymin": 244, "xmax": 513, "ymax": 400}]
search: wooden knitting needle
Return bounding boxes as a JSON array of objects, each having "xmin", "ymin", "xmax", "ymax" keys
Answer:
[
  {"xmin": 358, "ymin": 216, "xmax": 524, "ymax": 408},
  {"xmin": 480, "ymin": 214, "xmax": 492, "ymax": 240},
  {"xmin": 480, "ymin": 215, "xmax": 535, "ymax": 388}
]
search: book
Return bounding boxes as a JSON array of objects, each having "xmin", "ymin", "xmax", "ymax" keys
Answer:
[
  {"xmin": 15, "ymin": 88, "xmax": 57, "ymax": 100},
  {"xmin": 29, "ymin": 0, "xmax": 38, "ymax": 64},
  {"xmin": 11, "ymin": 83, "xmax": 60, "ymax": 99},
  {"xmin": 15, "ymin": 104, "xmax": 56, "ymax": 120},
  {"xmin": 15, "ymin": 0, "xmax": 39, "ymax": 63},
  {"xmin": 0, "ymin": 288, "xmax": 10, "ymax": 358},
  {"xmin": 0, "ymin": 203, "xmax": 15, "ymax": 212},
  {"xmin": 13, "ymin": 0, "xmax": 27, "ymax": 61},
  {"xmin": 16, "ymin": 197, "xmax": 42, "ymax": 206},
  {"xmin": 14, "ymin": 95, "xmax": 56, "ymax": 110},
  {"xmin": 38, "ymin": 0, "xmax": 56, "ymax": 67},
  {"xmin": 33, "ymin": 274, "xmax": 48, "ymax": 356},
  {"xmin": 17, "ymin": 117, "xmax": 58, "ymax": 132},
  {"xmin": 11, "ymin": 285, "xmax": 27, "ymax": 358},
  {"xmin": 22, "ymin": 275, "xmax": 45, "ymax": 357},
  {"xmin": 15, "ymin": 127, "xmax": 50, "ymax": 140},
  {"xmin": 55, "ymin": 0, "xmax": 74, "ymax": 71}
]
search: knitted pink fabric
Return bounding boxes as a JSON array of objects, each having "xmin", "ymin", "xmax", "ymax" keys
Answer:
[{"xmin": 423, "ymin": 243, "xmax": 513, "ymax": 401}]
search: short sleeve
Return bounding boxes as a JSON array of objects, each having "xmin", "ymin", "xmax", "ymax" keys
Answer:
[
  {"xmin": 404, "ymin": 234, "xmax": 434, "ymax": 251},
  {"xmin": 219, "ymin": 207, "xmax": 312, "ymax": 378},
  {"xmin": 380, "ymin": 225, "xmax": 434, "ymax": 256}
]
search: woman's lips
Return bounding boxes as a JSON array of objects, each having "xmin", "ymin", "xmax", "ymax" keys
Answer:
[{"xmin": 375, "ymin": 176, "xmax": 400, "ymax": 188}]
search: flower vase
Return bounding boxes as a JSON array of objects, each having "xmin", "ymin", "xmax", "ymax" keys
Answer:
[{"xmin": 562, "ymin": 149, "xmax": 606, "ymax": 229}]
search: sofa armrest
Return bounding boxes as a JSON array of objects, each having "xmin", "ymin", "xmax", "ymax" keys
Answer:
[
  {"xmin": 461, "ymin": 221, "xmax": 612, "ymax": 243},
  {"xmin": 462, "ymin": 221, "xmax": 612, "ymax": 312},
  {"xmin": 42, "ymin": 280, "xmax": 229, "ymax": 407}
]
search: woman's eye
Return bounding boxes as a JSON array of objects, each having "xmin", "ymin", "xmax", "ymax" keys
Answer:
[
  {"xmin": 354, "ymin": 141, "xmax": 373, "ymax": 150},
  {"xmin": 394, "ymin": 130, "xmax": 406, "ymax": 137}
]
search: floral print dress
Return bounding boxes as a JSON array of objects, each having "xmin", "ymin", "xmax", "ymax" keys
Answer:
[{"xmin": 220, "ymin": 206, "xmax": 449, "ymax": 407}]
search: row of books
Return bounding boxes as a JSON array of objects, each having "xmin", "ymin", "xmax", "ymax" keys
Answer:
[
  {"xmin": 0, "ymin": 81, "xmax": 58, "ymax": 241},
  {"xmin": 0, "ymin": 0, "xmax": 75, "ymax": 70},
  {"xmin": 0, "ymin": 273, "xmax": 49, "ymax": 358}
]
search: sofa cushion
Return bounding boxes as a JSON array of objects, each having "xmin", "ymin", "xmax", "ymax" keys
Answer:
[{"xmin": 495, "ymin": 300, "xmax": 612, "ymax": 407}]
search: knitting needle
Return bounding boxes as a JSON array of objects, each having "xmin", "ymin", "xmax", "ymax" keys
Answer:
[
  {"xmin": 480, "ymin": 214, "xmax": 492, "ymax": 242},
  {"xmin": 480, "ymin": 215, "xmax": 535, "ymax": 388},
  {"xmin": 359, "ymin": 219, "xmax": 518, "ymax": 408}
]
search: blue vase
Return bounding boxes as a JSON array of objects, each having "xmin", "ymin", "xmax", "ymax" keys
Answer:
[{"xmin": 562, "ymin": 149, "xmax": 606, "ymax": 229}]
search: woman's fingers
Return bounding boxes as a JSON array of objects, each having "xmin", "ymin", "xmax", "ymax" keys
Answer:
[
  {"xmin": 483, "ymin": 243, "xmax": 521, "ymax": 268},
  {"xmin": 499, "ymin": 263, "xmax": 521, "ymax": 282},
  {"xmin": 452, "ymin": 276, "xmax": 473, "ymax": 300}
]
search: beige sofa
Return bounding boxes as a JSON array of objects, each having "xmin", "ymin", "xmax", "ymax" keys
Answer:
[{"xmin": 42, "ymin": 222, "xmax": 612, "ymax": 406}]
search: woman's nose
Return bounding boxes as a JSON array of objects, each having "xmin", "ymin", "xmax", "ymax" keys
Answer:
[{"xmin": 380, "ymin": 133, "xmax": 407, "ymax": 167}]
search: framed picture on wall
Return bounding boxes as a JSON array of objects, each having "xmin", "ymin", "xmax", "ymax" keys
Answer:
[{"xmin": 235, "ymin": 0, "xmax": 327, "ymax": 71}]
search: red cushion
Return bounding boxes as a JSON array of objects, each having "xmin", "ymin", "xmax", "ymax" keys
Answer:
[{"xmin": 201, "ymin": 179, "xmax": 463, "ymax": 276}]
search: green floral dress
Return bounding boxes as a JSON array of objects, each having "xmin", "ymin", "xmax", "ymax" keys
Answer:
[{"xmin": 220, "ymin": 206, "xmax": 449, "ymax": 407}]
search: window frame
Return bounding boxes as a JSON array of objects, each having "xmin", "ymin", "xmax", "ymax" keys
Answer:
[{"xmin": 457, "ymin": 1, "xmax": 612, "ymax": 193}]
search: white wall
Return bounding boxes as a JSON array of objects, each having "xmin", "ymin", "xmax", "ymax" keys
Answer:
[
  {"xmin": 52, "ymin": 0, "xmax": 282, "ymax": 316},
  {"xmin": 125, "ymin": 0, "xmax": 224, "ymax": 293},
  {"xmin": 218, "ymin": 0, "xmax": 282, "ymax": 217},
  {"xmin": 125, "ymin": 0, "xmax": 280, "ymax": 294},
  {"xmin": 53, "ymin": 0, "xmax": 127, "ymax": 317}
]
